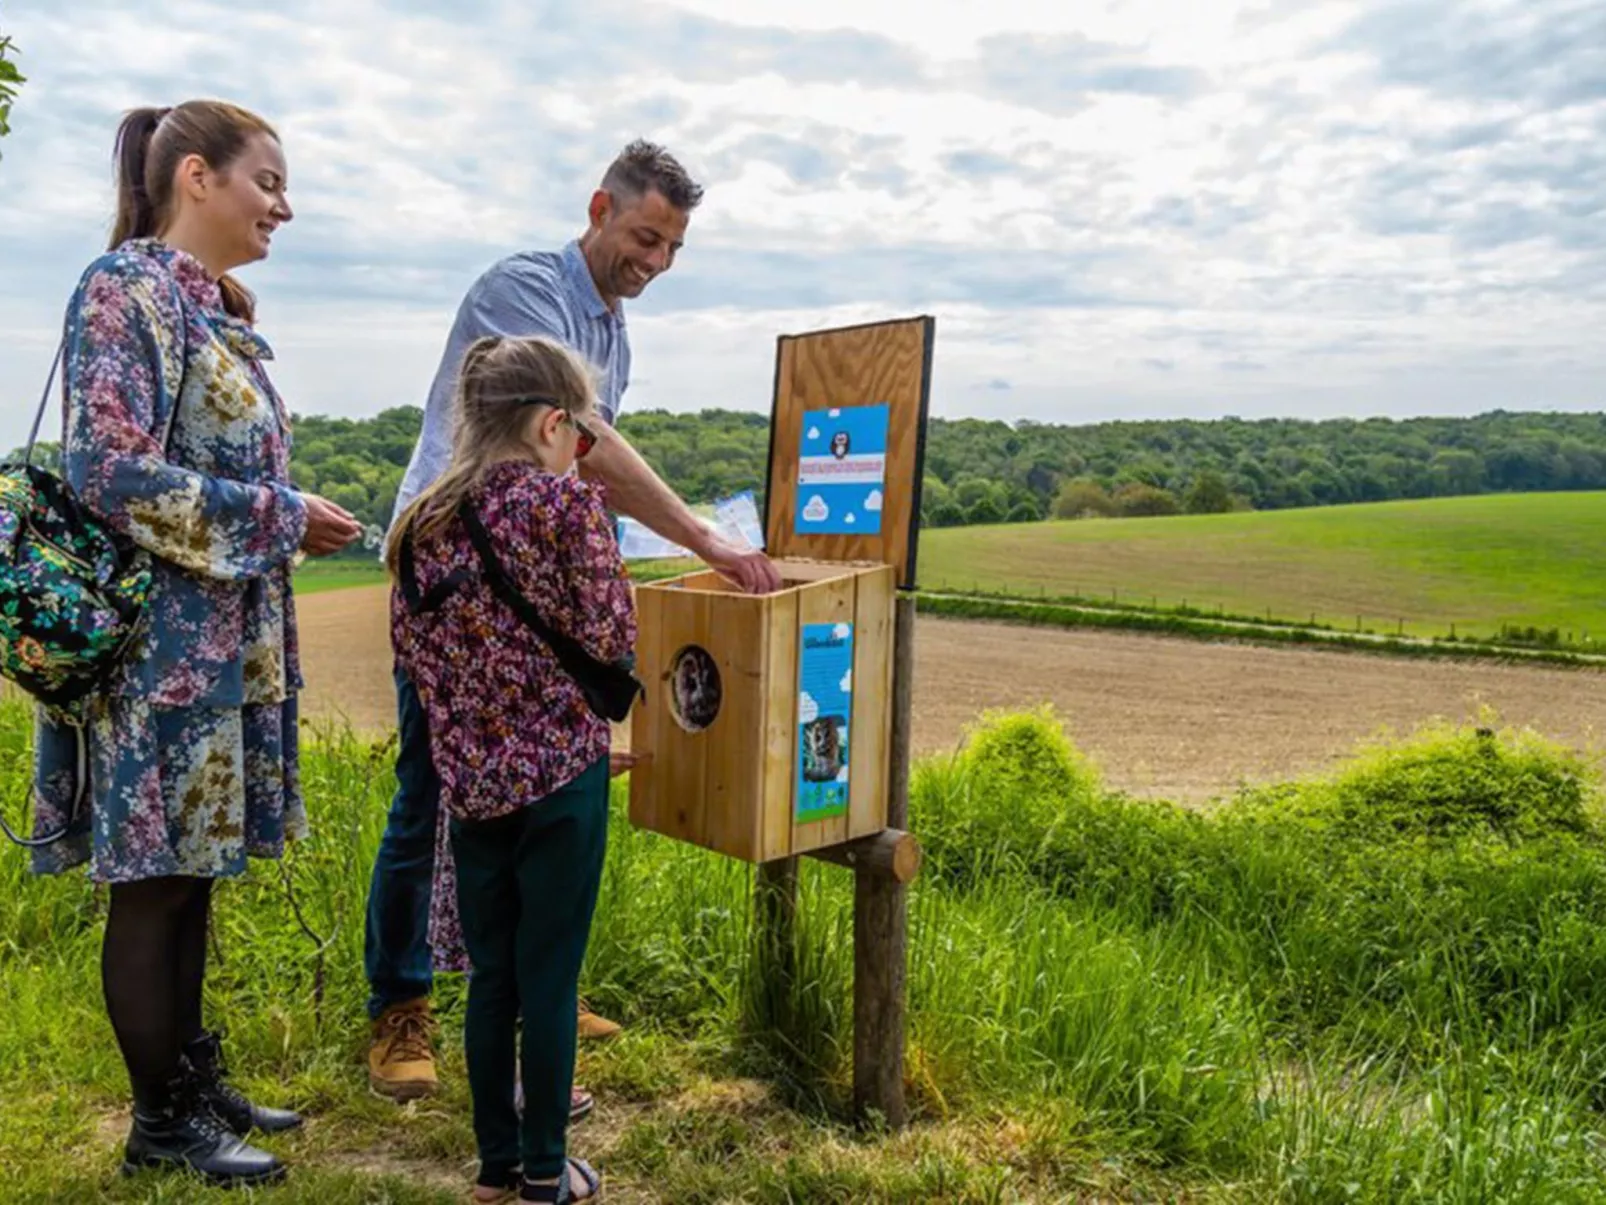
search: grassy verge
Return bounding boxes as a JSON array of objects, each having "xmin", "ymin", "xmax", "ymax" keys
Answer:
[
  {"xmin": 3, "ymin": 701, "xmax": 1606, "ymax": 1201},
  {"xmin": 915, "ymin": 592, "xmax": 1606, "ymax": 668}
]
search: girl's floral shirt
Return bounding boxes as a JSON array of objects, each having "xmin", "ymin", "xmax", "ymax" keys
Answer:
[
  {"xmin": 389, "ymin": 460, "xmax": 636, "ymax": 821},
  {"xmin": 61, "ymin": 237, "xmax": 309, "ymax": 707},
  {"xmin": 391, "ymin": 460, "xmax": 637, "ymax": 972}
]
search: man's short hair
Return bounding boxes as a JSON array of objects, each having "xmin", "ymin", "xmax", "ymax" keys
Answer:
[{"xmin": 601, "ymin": 139, "xmax": 704, "ymax": 212}]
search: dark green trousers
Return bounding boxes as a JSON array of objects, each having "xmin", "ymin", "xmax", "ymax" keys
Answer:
[{"xmin": 449, "ymin": 756, "xmax": 610, "ymax": 1183}]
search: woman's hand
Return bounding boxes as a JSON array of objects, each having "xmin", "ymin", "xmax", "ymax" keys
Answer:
[{"xmin": 298, "ymin": 494, "xmax": 364, "ymax": 556}]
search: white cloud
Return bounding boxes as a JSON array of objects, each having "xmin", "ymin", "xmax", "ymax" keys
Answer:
[
  {"xmin": 801, "ymin": 495, "xmax": 829, "ymax": 522},
  {"xmin": 0, "ymin": 0, "xmax": 1602, "ymax": 451},
  {"xmin": 832, "ymin": 622, "xmax": 852, "ymax": 641},
  {"xmin": 845, "ymin": 512, "xmax": 856, "ymax": 524},
  {"xmin": 864, "ymin": 489, "xmax": 883, "ymax": 512},
  {"xmin": 799, "ymin": 690, "xmax": 819, "ymax": 723},
  {"xmin": 840, "ymin": 668, "xmax": 852, "ymax": 692},
  {"xmin": 807, "ymin": 425, "xmax": 821, "ymax": 439}
]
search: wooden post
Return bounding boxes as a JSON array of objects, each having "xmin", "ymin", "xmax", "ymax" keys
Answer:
[
  {"xmin": 751, "ymin": 858, "xmax": 798, "ymax": 1035},
  {"xmin": 852, "ymin": 593, "xmax": 915, "ymax": 1128}
]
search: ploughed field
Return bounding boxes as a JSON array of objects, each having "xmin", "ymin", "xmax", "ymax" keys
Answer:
[{"xmin": 295, "ymin": 584, "xmax": 1605, "ymax": 805}]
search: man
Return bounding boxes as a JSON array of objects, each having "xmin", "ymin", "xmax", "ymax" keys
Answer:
[{"xmin": 365, "ymin": 140, "xmax": 781, "ymax": 1101}]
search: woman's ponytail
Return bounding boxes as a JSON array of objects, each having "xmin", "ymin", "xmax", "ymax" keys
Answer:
[{"xmin": 109, "ymin": 107, "xmax": 169, "ymax": 248}]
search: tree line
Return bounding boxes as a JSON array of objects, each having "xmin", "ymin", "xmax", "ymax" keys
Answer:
[{"xmin": 15, "ymin": 406, "xmax": 1606, "ymax": 541}]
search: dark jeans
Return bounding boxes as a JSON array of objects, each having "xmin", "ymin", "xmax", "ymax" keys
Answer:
[
  {"xmin": 451, "ymin": 756, "xmax": 610, "ymax": 1183},
  {"xmin": 363, "ymin": 666, "xmax": 440, "ymax": 1021}
]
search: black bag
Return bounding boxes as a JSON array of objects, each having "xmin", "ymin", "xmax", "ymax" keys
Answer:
[{"xmin": 396, "ymin": 498, "xmax": 643, "ymax": 723}]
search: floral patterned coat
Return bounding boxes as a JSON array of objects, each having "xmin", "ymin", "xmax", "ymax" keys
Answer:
[
  {"xmin": 30, "ymin": 238, "xmax": 310, "ymax": 879},
  {"xmin": 389, "ymin": 460, "xmax": 636, "ymax": 968}
]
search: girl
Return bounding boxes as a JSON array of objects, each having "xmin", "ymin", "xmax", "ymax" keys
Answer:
[
  {"xmin": 386, "ymin": 334, "xmax": 636, "ymax": 1204},
  {"xmin": 29, "ymin": 101, "xmax": 363, "ymax": 1185}
]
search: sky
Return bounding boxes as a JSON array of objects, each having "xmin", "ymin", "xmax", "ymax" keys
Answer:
[{"xmin": 0, "ymin": 0, "xmax": 1602, "ymax": 451}]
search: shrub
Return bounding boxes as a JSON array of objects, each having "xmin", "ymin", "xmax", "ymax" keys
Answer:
[
  {"xmin": 1052, "ymin": 479, "xmax": 1115, "ymax": 519},
  {"xmin": 1112, "ymin": 482, "xmax": 1181, "ymax": 517}
]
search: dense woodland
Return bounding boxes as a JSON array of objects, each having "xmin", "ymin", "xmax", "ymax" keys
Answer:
[{"xmin": 17, "ymin": 407, "xmax": 1606, "ymax": 539}]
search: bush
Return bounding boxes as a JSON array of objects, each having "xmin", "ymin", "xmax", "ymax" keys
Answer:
[
  {"xmin": 1112, "ymin": 482, "xmax": 1181, "ymax": 517},
  {"xmin": 1005, "ymin": 501, "xmax": 1039, "ymax": 523},
  {"xmin": 1233, "ymin": 722, "xmax": 1596, "ymax": 843},
  {"xmin": 1052, "ymin": 479, "xmax": 1114, "ymax": 519}
]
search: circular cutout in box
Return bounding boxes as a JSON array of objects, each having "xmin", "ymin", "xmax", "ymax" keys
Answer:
[{"xmin": 669, "ymin": 645, "xmax": 722, "ymax": 732}]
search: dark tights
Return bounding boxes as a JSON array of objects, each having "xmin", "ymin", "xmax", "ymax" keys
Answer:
[{"xmin": 102, "ymin": 875, "xmax": 214, "ymax": 1103}]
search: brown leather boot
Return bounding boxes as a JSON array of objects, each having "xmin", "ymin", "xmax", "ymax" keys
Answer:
[
  {"xmin": 368, "ymin": 997, "xmax": 439, "ymax": 1101},
  {"xmin": 576, "ymin": 999, "xmax": 621, "ymax": 1042}
]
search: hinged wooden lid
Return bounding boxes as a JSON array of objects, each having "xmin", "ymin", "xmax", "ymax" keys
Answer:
[{"xmin": 761, "ymin": 315, "xmax": 935, "ymax": 591}]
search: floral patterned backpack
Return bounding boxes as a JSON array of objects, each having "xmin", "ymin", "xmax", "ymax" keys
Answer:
[{"xmin": 0, "ymin": 343, "xmax": 164, "ymax": 845}]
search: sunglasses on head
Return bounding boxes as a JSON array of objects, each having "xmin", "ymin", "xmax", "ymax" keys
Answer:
[{"xmin": 516, "ymin": 396, "xmax": 596, "ymax": 458}]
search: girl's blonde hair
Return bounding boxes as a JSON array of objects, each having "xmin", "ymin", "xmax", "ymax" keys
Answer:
[{"xmin": 385, "ymin": 334, "xmax": 600, "ymax": 578}]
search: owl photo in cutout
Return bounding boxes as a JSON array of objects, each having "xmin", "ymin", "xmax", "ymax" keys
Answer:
[
  {"xmin": 830, "ymin": 431, "xmax": 850, "ymax": 459},
  {"xmin": 801, "ymin": 716, "xmax": 846, "ymax": 782},
  {"xmin": 671, "ymin": 647, "xmax": 722, "ymax": 731}
]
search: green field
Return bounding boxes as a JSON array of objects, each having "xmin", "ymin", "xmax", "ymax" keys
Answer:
[
  {"xmin": 919, "ymin": 491, "xmax": 1606, "ymax": 642},
  {"xmin": 6, "ymin": 705, "xmax": 1606, "ymax": 1201}
]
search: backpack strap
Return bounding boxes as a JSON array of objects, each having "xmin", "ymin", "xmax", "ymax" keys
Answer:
[
  {"xmin": 396, "ymin": 523, "xmax": 474, "ymax": 615},
  {"xmin": 21, "ymin": 340, "xmax": 65, "ymax": 470}
]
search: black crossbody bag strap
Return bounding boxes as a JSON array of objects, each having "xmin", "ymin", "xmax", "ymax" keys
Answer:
[{"xmin": 457, "ymin": 499, "xmax": 618, "ymax": 680}]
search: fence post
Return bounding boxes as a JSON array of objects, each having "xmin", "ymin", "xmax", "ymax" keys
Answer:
[{"xmin": 852, "ymin": 593, "xmax": 915, "ymax": 1129}]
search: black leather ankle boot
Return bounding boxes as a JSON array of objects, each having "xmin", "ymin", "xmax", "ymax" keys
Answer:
[
  {"xmin": 122, "ymin": 1069, "xmax": 286, "ymax": 1186},
  {"xmin": 183, "ymin": 1029, "xmax": 303, "ymax": 1134}
]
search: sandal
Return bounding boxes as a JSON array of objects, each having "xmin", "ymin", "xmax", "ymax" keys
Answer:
[
  {"xmin": 515, "ymin": 1083, "xmax": 594, "ymax": 1124},
  {"xmin": 569, "ymin": 1088, "xmax": 594, "ymax": 1123},
  {"xmin": 471, "ymin": 1166, "xmax": 521, "ymax": 1204},
  {"xmin": 519, "ymin": 1157, "xmax": 601, "ymax": 1203}
]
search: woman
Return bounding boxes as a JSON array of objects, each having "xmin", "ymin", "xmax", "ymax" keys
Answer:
[{"xmin": 29, "ymin": 100, "xmax": 363, "ymax": 1187}]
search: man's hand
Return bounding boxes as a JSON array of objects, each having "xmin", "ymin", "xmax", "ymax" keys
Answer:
[
  {"xmin": 701, "ymin": 535, "xmax": 782, "ymax": 594},
  {"xmin": 298, "ymin": 494, "xmax": 364, "ymax": 557}
]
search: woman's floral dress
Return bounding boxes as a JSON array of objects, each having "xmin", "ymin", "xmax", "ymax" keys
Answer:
[{"xmin": 30, "ymin": 238, "xmax": 311, "ymax": 882}]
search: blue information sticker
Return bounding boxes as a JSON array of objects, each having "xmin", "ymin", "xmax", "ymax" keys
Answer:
[
  {"xmin": 795, "ymin": 402, "xmax": 889, "ymax": 536},
  {"xmin": 796, "ymin": 621, "xmax": 853, "ymax": 822}
]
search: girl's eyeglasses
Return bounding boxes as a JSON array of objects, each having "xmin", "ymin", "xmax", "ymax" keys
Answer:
[{"xmin": 517, "ymin": 397, "xmax": 597, "ymax": 459}]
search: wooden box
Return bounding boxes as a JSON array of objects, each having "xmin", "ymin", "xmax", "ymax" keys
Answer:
[{"xmin": 628, "ymin": 558, "xmax": 895, "ymax": 862}]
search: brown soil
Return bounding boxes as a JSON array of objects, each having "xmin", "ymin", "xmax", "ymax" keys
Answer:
[{"xmin": 298, "ymin": 585, "xmax": 1606, "ymax": 806}]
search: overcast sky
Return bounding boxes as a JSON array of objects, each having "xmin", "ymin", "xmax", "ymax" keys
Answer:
[{"xmin": 0, "ymin": 0, "xmax": 1602, "ymax": 449}]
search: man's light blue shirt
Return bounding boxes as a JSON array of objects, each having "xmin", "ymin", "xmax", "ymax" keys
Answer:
[{"xmin": 388, "ymin": 238, "xmax": 630, "ymax": 534}]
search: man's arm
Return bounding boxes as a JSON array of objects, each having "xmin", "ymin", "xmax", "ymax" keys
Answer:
[{"xmin": 579, "ymin": 420, "xmax": 782, "ymax": 594}]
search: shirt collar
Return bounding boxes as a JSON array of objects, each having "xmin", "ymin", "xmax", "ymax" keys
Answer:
[
  {"xmin": 124, "ymin": 237, "xmax": 225, "ymax": 313},
  {"xmin": 561, "ymin": 238, "xmax": 621, "ymax": 324}
]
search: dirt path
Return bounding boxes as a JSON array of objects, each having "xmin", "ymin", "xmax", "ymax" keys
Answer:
[{"xmin": 297, "ymin": 585, "xmax": 1606, "ymax": 805}]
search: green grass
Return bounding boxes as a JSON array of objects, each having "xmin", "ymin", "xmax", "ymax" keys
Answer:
[
  {"xmin": 4, "ymin": 701, "xmax": 1606, "ymax": 1200},
  {"xmin": 921, "ymin": 492, "xmax": 1606, "ymax": 644},
  {"xmin": 292, "ymin": 558, "xmax": 388, "ymax": 594}
]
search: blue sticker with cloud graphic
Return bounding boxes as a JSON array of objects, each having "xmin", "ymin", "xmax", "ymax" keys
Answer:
[
  {"xmin": 795, "ymin": 402, "xmax": 889, "ymax": 536},
  {"xmin": 796, "ymin": 621, "xmax": 853, "ymax": 822}
]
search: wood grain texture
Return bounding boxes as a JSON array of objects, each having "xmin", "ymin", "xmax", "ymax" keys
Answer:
[
  {"xmin": 847, "ymin": 565, "xmax": 895, "ymax": 843},
  {"xmin": 764, "ymin": 316, "xmax": 934, "ymax": 590}
]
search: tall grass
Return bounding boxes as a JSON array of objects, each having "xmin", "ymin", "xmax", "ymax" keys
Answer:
[{"xmin": 2, "ymin": 696, "xmax": 1606, "ymax": 1200}]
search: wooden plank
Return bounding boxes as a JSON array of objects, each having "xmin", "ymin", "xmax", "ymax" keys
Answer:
[
  {"xmin": 627, "ymin": 584, "xmax": 665, "ymax": 834},
  {"xmin": 704, "ymin": 591, "xmax": 769, "ymax": 860},
  {"xmin": 762, "ymin": 316, "xmax": 935, "ymax": 590},
  {"xmin": 846, "ymin": 565, "xmax": 894, "ymax": 842},
  {"xmin": 758, "ymin": 587, "xmax": 800, "ymax": 861},
  {"xmin": 787, "ymin": 573, "xmax": 856, "ymax": 857},
  {"xmin": 646, "ymin": 587, "xmax": 713, "ymax": 850}
]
